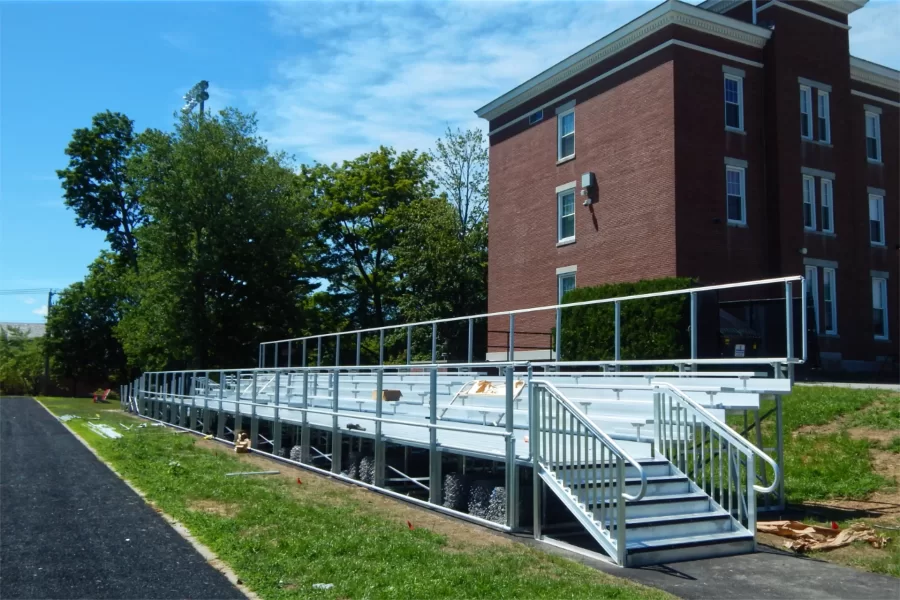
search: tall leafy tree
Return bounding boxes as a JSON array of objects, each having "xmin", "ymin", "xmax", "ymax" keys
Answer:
[
  {"xmin": 303, "ymin": 146, "xmax": 434, "ymax": 330},
  {"xmin": 57, "ymin": 111, "xmax": 145, "ymax": 268},
  {"xmin": 119, "ymin": 109, "xmax": 321, "ymax": 369},
  {"xmin": 0, "ymin": 326, "xmax": 44, "ymax": 395},
  {"xmin": 431, "ymin": 127, "xmax": 488, "ymax": 235}
]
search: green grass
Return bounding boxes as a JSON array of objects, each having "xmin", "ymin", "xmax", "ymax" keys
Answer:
[{"xmin": 37, "ymin": 397, "xmax": 669, "ymax": 600}]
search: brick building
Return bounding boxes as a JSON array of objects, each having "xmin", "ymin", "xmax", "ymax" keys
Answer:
[{"xmin": 476, "ymin": 0, "xmax": 898, "ymax": 371}]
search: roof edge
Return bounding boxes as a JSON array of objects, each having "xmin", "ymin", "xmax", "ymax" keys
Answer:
[
  {"xmin": 850, "ymin": 56, "xmax": 900, "ymax": 93},
  {"xmin": 475, "ymin": 0, "xmax": 771, "ymax": 121},
  {"xmin": 700, "ymin": 0, "xmax": 867, "ymax": 15}
]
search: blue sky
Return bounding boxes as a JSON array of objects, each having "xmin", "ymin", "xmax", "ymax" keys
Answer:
[{"xmin": 1, "ymin": 0, "xmax": 898, "ymax": 323}]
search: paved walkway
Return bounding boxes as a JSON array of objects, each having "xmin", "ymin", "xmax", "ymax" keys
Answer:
[
  {"xmin": 538, "ymin": 535, "xmax": 900, "ymax": 600},
  {"xmin": 0, "ymin": 397, "xmax": 244, "ymax": 599}
]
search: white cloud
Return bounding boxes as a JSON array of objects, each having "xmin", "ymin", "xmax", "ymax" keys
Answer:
[
  {"xmin": 254, "ymin": 0, "xmax": 899, "ymax": 166},
  {"xmin": 32, "ymin": 305, "xmax": 48, "ymax": 317},
  {"xmin": 22, "ymin": 297, "xmax": 35, "ymax": 305},
  {"xmin": 255, "ymin": 0, "xmax": 652, "ymax": 164}
]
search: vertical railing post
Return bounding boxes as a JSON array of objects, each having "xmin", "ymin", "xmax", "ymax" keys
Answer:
[
  {"xmin": 775, "ymin": 394, "xmax": 785, "ymax": 510},
  {"xmin": 406, "ymin": 326, "xmax": 412, "ymax": 366},
  {"xmin": 508, "ymin": 314, "xmax": 515, "ymax": 362},
  {"xmin": 785, "ymin": 281, "xmax": 794, "ymax": 381},
  {"xmin": 190, "ymin": 371, "xmax": 199, "ymax": 430},
  {"xmin": 258, "ymin": 344, "xmax": 263, "ymax": 368},
  {"xmin": 616, "ymin": 458, "xmax": 627, "ymax": 565},
  {"xmin": 374, "ymin": 370, "xmax": 385, "ymax": 487},
  {"xmin": 250, "ymin": 371, "xmax": 258, "ymax": 449},
  {"xmin": 273, "ymin": 371, "xmax": 282, "ymax": 456},
  {"xmin": 300, "ymin": 370, "xmax": 310, "ymax": 463},
  {"xmin": 505, "ymin": 365, "xmax": 518, "ymax": 529},
  {"xmin": 287, "ymin": 342, "xmax": 292, "ymax": 368},
  {"xmin": 302, "ymin": 339, "xmax": 307, "ymax": 368},
  {"xmin": 331, "ymin": 365, "xmax": 342, "ymax": 474},
  {"xmin": 202, "ymin": 371, "xmax": 211, "ymax": 434},
  {"xmin": 431, "ymin": 322, "xmax": 437, "ymax": 364},
  {"xmin": 467, "ymin": 319, "xmax": 474, "ymax": 365},
  {"xmin": 747, "ymin": 452, "xmax": 756, "ymax": 548},
  {"xmin": 801, "ymin": 276, "xmax": 808, "ymax": 363},
  {"xmin": 274, "ymin": 342, "xmax": 279, "ymax": 369},
  {"xmin": 356, "ymin": 332, "xmax": 361, "ymax": 367},
  {"xmin": 428, "ymin": 368, "xmax": 441, "ymax": 504},
  {"xmin": 234, "ymin": 370, "xmax": 242, "ymax": 436},
  {"xmin": 690, "ymin": 292, "xmax": 697, "ymax": 368},
  {"xmin": 335, "ymin": 334, "xmax": 341, "ymax": 369},
  {"xmin": 317, "ymin": 337, "xmax": 322, "ymax": 367},
  {"xmin": 216, "ymin": 370, "xmax": 225, "ymax": 439},
  {"xmin": 614, "ymin": 300, "xmax": 621, "ymax": 369},
  {"xmin": 379, "ymin": 330, "xmax": 385, "ymax": 366},
  {"xmin": 531, "ymin": 384, "xmax": 542, "ymax": 539},
  {"xmin": 555, "ymin": 307, "xmax": 562, "ymax": 363}
]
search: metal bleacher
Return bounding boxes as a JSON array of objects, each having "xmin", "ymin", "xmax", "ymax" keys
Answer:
[{"xmin": 124, "ymin": 275, "xmax": 805, "ymax": 567}]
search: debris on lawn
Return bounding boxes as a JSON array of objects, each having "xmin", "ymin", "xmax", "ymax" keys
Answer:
[
  {"xmin": 234, "ymin": 431, "xmax": 251, "ymax": 453},
  {"xmin": 86, "ymin": 422, "xmax": 123, "ymax": 439},
  {"xmin": 224, "ymin": 470, "xmax": 280, "ymax": 477},
  {"xmin": 312, "ymin": 583, "xmax": 334, "ymax": 590},
  {"xmin": 758, "ymin": 520, "xmax": 889, "ymax": 552},
  {"xmin": 59, "ymin": 415, "xmax": 80, "ymax": 422}
]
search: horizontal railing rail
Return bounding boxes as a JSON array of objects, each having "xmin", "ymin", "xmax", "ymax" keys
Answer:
[{"xmin": 257, "ymin": 276, "xmax": 806, "ymax": 371}]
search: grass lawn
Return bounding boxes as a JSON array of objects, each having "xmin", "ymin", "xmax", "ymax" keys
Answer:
[
  {"xmin": 747, "ymin": 386, "xmax": 900, "ymax": 577},
  {"xmin": 37, "ymin": 396, "xmax": 670, "ymax": 600}
]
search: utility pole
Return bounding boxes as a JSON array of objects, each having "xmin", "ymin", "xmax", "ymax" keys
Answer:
[{"xmin": 42, "ymin": 290, "xmax": 54, "ymax": 395}]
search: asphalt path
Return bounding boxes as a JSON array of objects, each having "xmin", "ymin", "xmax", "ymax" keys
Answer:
[{"xmin": 0, "ymin": 397, "xmax": 244, "ymax": 599}]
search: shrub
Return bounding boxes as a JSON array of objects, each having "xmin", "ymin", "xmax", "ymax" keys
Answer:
[{"xmin": 559, "ymin": 277, "xmax": 693, "ymax": 362}]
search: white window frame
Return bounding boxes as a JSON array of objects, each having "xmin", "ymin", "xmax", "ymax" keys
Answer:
[
  {"xmin": 557, "ymin": 109, "xmax": 575, "ymax": 161},
  {"xmin": 817, "ymin": 90, "xmax": 831, "ymax": 143},
  {"xmin": 725, "ymin": 165, "xmax": 746, "ymax": 226},
  {"xmin": 805, "ymin": 265, "xmax": 819, "ymax": 333},
  {"xmin": 823, "ymin": 267, "xmax": 838, "ymax": 335},
  {"xmin": 872, "ymin": 277, "xmax": 888, "ymax": 340},
  {"xmin": 529, "ymin": 109, "xmax": 543, "ymax": 125},
  {"xmin": 802, "ymin": 175, "xmax": 816, "ymax": 231},
  {"xmin": 558, "ymin": 272, "xmax": 576, "ymax": 303},
  {"xmin": 865, "ymin": 111, "xmax": 882, "ymax": 162},
  {"xmin": 557, "ymin": 189, "xmax": 575, "ymax": 243},
  {"xmin": 820, "ymin": 178, "xmax": 834, "ymax": 234},
  {"xmin": 800, "ymin": 85, "xmax": 812, "ymax": 140},
  {"xmin": 869, "ymin": 194, "xmax": 885, "ymax": 246},
  {"xmin": 724, "ymin": 74, "xmax": 744, "ymax": 131}
]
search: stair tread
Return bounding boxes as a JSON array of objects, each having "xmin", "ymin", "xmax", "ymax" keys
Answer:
[
  {"xmin": 587, "ymin": 491, "xmax": 708, "ymax": 508},
  {"xmin": 626, "ymin": 531, "xmax": 753, "ymax": 552},
  {"xmin": 572, "ymin": 474, "xmax": 686, "ymax": 488},
  {"xmin": 555, "ymin": 458, "xmax": 670, "ymax": 470},
  {"xmin": 623, "ymin": 510, "xmax": 731, "ymax": 528}
]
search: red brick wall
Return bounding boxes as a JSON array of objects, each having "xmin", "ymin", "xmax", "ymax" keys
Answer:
[{"xmin": 487, "ymin": 59, "xmax": 678, "ymax": 354}]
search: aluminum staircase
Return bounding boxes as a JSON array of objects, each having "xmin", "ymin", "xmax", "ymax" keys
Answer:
[{"xmin": 532, "ymin": 380, "xmax": 775, "ymax": 567}]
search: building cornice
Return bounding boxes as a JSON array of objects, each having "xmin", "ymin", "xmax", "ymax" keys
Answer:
[
  {"xmin": 700, "ymin": 0, "xmax": 867, "ymax": 15},
  {"xmin": 850, "ymin": 56, "xmax": 900, "ymax": 93},
  {"xmin": 475, "ymin": 0, "xmax": 771, "ymax": 121}
]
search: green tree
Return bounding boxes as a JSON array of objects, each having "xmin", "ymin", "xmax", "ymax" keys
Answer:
[
  {"xmin": 431, "ymin": 127, "xmax": 488, "ymax": 235},
  {"xmin": 303, "ymin": 146, "xmax": 434, "ymax": 330},
  {"xmin": 57, "ymin": 111, "xmax": 145, "ymax": 268},
  {"xmin": 0, "ymin": 326, "xmax": 45, "ymax": 395},
  {"xmin": 119, "ymin": 109, "xmax": 321, "ymax": 369},
  {"xmin": 46, "ymin": 253, "xmax": 129, "ymax": 396}
]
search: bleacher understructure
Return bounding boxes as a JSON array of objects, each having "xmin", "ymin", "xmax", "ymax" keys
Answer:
[{"xmin": 122, "ymin": 276, "xmax": 805, "ymax": 567}]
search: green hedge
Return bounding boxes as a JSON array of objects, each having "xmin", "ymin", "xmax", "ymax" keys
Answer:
[{"xmin": 559, "ymin": 277, "xmax": 694, "ymax": 362}]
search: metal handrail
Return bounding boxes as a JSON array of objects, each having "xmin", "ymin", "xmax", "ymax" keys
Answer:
[
  {"xmin": 533, "ymin": 379, "xmax": 647, "ymax": 502},
  {"xmin": 652, "ymin": 381, "xmax": 779, "ymax": 494}
]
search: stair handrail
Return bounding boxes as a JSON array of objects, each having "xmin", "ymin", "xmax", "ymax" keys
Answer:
[
  {"xmin": 533, "ymin": 379, "xmax": 647, "ymax": 501},
  {"xmin": 652, "ymin": 381, "xmax": 779, "ymax": 494}
]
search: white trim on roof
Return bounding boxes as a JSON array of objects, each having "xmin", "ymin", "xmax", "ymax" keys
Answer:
[
  {"xmin": 850, "ymin": 56, "xmax": 900, "ymax": 93},
  {"xmin": 700, "ymin": 0, "xmax": 866, "ymax": 15},
  {"xmin": 757, "ymin": 1, "xmax": 850, "ymax": 29},
  {"xmin": 852, "ymin": 90, "xmax": 900, "ymax": 108},
  {"xmin": 475, "ymin": 0, "xmax": 771, "ymax": 121},
  {"xmin": 486, "ymin": 39, "xmax": 763, "ymax": 137}
]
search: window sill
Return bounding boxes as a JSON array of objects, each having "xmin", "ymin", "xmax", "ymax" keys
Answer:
[
  {"xmin": 867, "ymin": 159, "xmax": 883, "ymax": 166},
  {"xmin": 725, "ymin": 127, "xmax": 746, "ymax": 135},
  {"xmin": 871, "ymin": 243, "xmax": 887, "ymax": 248},
  {"xmin": 556, "ymin": 238, "xmax": 576, "ymax": 247},
  {"xmin": 557, "ymin": 155, "xmax": 576, "ymax": 166},
  {"xmin": 727, "ymin": 221, "xmax": 748, "ymax": 228},
  {"xmin": 807, "ymin": 230, "xmax": 836, "ymax": 238},
  {"xmin": 874, "ymin": 336, "xmax": 891, "ymax": 343},
  {"xmin": 821, "ymin": 333, "xmax": 840, "ymax": 339}
]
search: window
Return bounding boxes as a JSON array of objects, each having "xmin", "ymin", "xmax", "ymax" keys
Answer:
[
  {"xmin": 726, "ymin": 166, "xmax": 746, "ymax": 225},
  {"xmin": 872, "ymin": 277, "xmax": 888, "ymax": 339},
  {"xmin": 558, "ymin": 109, "xmax": 575, "ymax": 160},
  {"xmin": 817, "ymin": 91, "xmax": 830, "ymax": 143},
  {"xmin": 557, "ymin": 189, "xmax": 575, "ymax": 242},
  {"xmin": 869, "ymin": 194, "xmax": 885, "ymax": 246},
  {"xmin": 529, "ymin": 109, "xmax": 543, "ymax": 125},
  {"xmin": 805, "ymin": 266, "xmax": 819, "ymax": 333},
  {"xmin": 558, "ymin": 273, "xmax": 576, "ymax": 303},
  {"xmin": 802, "ymin": 175, "xmax": 816, "ymax": 230},
  {"xmin": 724, "ymin": 74, "xmax": 743, "ymax": 130},
  {"xmin": 800, "ymin": 86, "xmax": 812, "ymax": 139},
  {"xmin": 823, "ymin": 267, "xmax": 837, "ymax": 335},
  {"xmin": 866, "ymin": 111, "xmax": 882, "ymax": 161},
  {"xmin": 820, "ymin": 179, "xmax": 833, "ymax": 233}
]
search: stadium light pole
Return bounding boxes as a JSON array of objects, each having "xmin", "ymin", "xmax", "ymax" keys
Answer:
[{"xmin": 182, "ymin": 80, "xmax": 210, "ymax": 117}]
